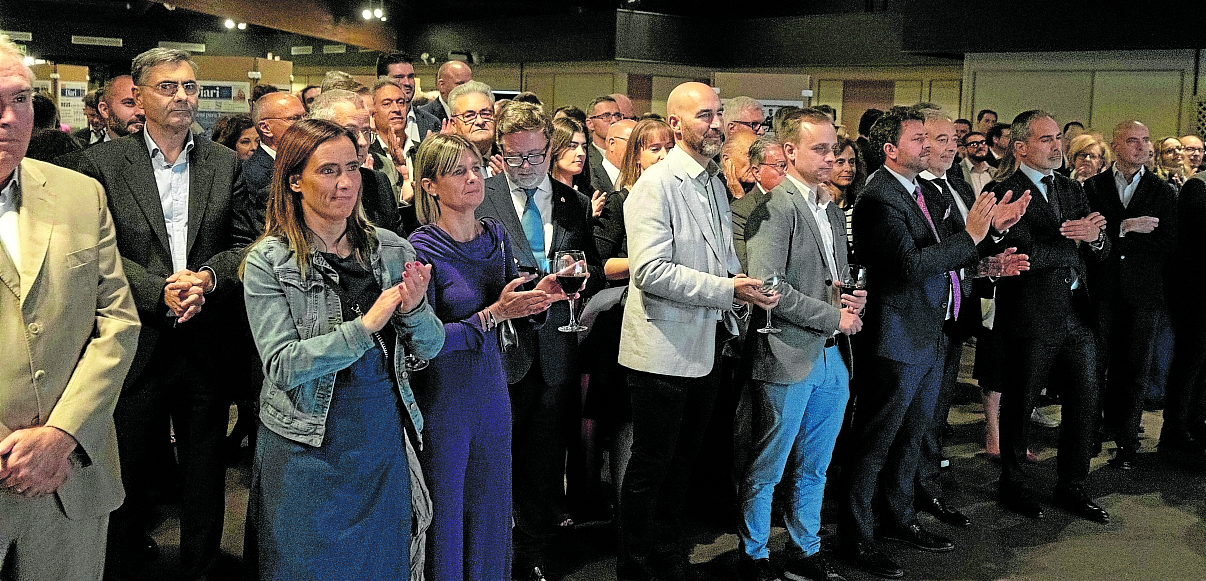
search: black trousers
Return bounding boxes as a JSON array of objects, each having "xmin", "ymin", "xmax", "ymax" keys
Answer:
[
  {"xmin": 107, "ymin": 331, "xmax": 229, "ymax": 580},
  {"xmin": 1096, "ymin": 300, "xmax": 1166, "ymax": 449},
  {"xmin": 616, "ymin": 352, "xmax": 722, "ymax": 581},
  {"xmin": 917, "ymin": 323, "xmax": 965, "ymax": 500},
  {"xmin": 510, "ymin": 354, "xmax": 573, "ymax": 572},
  {"xmin": 1161, "ymin": 312, "xmax": 1206, "ymax": 443},
  {"xmin": 999, "ymin": 309, "xmax": 1099, "ymax": 491}
]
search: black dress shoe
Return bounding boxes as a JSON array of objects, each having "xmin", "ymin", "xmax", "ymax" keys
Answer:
[
  {"xmin": 739, "ymin": 556, "xmax": 783, "ymax": 581},
  {"xmin": 1108, "ymin": 446, "xmax": 1137, "ymax": 470},
  {"xmin": 1052, "ymin": 482, "xmax": 1109, "ymax": 524},
  {"xmin": 783, "ymin": 552, "xmax": 847, "ymax": 581},
  {"xmin": 998, "ymin": 487, "xmax": 1044, "ymax": 519},
  {"xmin": 514, "ymin": 566, "xmax": 548, "ymax": 581},
  {"xmin": 916, "ymin": 496, "xmax": 971, "ymax": 527},
  {"xmin": 839, "ymin": 540, "xmax": 903, "ymax": 579},
  {"xmin": 876, "ymin": 522, "xmax": 955, "ymax": 552}
]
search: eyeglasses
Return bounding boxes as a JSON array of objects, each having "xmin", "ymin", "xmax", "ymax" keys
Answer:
[
  {"xmin": 730, "ymin": 120, "xmax": 768, "ymax": 134},
  {"xmin": 348, "ymin": 127, "xmax": 375, "ymax": 142},
  {"xmin": 143, "ymin": 81, "xmax": 199, "ymax": 97},
  {"xmin": 1073, "ymin": 152, "xmax": 1102, "ymax": 161},
  {"xmin": 454, "ymin": 110, "xmax": 494, "ymax": 124},
  {"xmin": 263, "ymin": 114, "xmax": 305, "ymax": 123},
  {"xmin": 1185, "ymin": 146, "xmax": 1205, "ymax": 154},
  {"xmin": 964, "ymin": 140, "xmax": 987, "ymax": 147},
  {"xmin": 759, "ymin": 162, "xmax": 788, "ymax": 172},
  {"xmin": 588, "ymin": 112, "xmax": 624, "ymax": 122},
  {"xmin": 501, "ymin": 152, "xmax": 547, "ymax": 167}
]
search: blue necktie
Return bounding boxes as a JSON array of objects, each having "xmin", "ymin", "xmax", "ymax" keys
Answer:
[{"xmin": 521, "ymin": 188, "xmax": 545, "ymax": 268}]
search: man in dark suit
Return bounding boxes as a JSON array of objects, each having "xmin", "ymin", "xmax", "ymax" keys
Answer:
[
  {"xmin": 1161, "ymin": 170, "xmax": 1206, "ymax": 460},
  {"xmin": 66, "ymin": 48, "xmax": 242, "ymax": 581},
  {"xmin": 840, "ymin": 107, "xmax": 1005, "ymax": 579},
  {"xmin": 472, "ymin": 102, "xmax": 603, "ymax": 581},
  {"xmin": 237, "ymin": 91, "xmax": 304, "ymax": 199},
  {"xmin": 73, "ymin": 89, "xmax": 106, "ymax": 147},
  {"xmin": 585, "ymin": 95, "xmax": 623, "ymax": 195},
  {"xmin": 732, "ymin": 137, "xmax": 787, "ymax": 273},
  {"xmin": 1083, "ymin": 120, "xmax": 1177, "ymax": 469},
  {"xmin": 987, "ymin": 110, "xmax": 1111, "ymax": 525},
  {"xmin": 419, "ymin": 59, "xmax": 472, "ymax": 127},
  {"xmin": 376, "ymin": 51, "xmax": 441, "ymax": 140}
]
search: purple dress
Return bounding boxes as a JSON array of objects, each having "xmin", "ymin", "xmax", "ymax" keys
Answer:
[{"xmin": 410, "ymin": 218, "xmax": 514, "ymax": 581}]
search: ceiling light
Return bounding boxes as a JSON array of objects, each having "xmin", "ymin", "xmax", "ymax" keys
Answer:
[
  {"xmin": 373, "ymin": 8, "xmax": 382, "ymax": 17},
  {"xmin": 237, "ymin": 22, "xmax": 247, "ymax": 30},
  {"xmin": 224, "ymin": 18, "xmax": 235, "ymax": 29},
  {"xmin": 380, "ymin": 16, "xmax": 387, "ymax": 21},
  {"xmin": 362, "ymin": 9, "xmax": 372, "ymax": 19}
]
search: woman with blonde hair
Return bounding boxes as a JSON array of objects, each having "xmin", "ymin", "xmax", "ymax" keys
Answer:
[
  {"xmin": 1154, "ymin": 136, "xmax": 1188, "ymax": 191},
  {"xmin": 409, "ymin": 133, "xmax": 567, "ymax": 581},
  {"xmin": 242, "ymin": 119, "xmax": 445, "ymax": 580},
  {"xmin": 1067, "ymin": 133, "xmax": 1111, "ymax": 183}
]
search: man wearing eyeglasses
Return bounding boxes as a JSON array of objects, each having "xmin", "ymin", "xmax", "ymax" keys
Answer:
[
  {"xmin": 449, "ymin": 80, "xmax": 502, "ymax": 177},
  {"xmin": 473, "ymin": 102, "xmax": 603, "ymax": 581},
  {"xmin": 238, "ymin": 91, "xmax": 305, "ymax": 200},
  {"xmin": 725, "ymin": 96, "xmax": 767, "ymax": 139},
  {"xmin": 66, "ymin": 48, "xmax": 243, "ymax": 581},
  {"xmin": 959, "ymin": 131, "xmax": 994, "ymax": 195},
  {"xmin": 585, "ymin": 95, "xmax": 623, "ymax": 194},
  {"xmin": 1181, "ymin": 134, "xmax": 1206, "ymax": 172},
  {"xmin": 732, "ymin": 137, "xmax": 787, "ymax": 273}
]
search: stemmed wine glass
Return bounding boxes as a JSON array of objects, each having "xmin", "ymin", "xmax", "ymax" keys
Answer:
[
  {"xmin": 756, "ymin": 271, "xmax": 785, "ymax": 334},
  {"xmin": 841, "ymin": 264, "xmax": 867, "ymax": 294},
  {"xmin": 555, "ymin": 250, "xmax": 589, "ymax": 333}
]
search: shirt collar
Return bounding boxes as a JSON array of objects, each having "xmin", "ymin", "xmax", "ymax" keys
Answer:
[
  {"xmin": 883, "ymin": 165, "xmax": 919, "ymax": 195},
  {"xmin": 0, "ymin": 165, "xmax": 19, "ymax": 207},
  {"xmin": 505, "ymin": 172, "xmax": 552, "ymax": 196},
  {"xmin": 144, "ymin": 129, "xmax": 195, "ymax": 165},
  {"xmin": 784, "ymin": 173, "xmax": 821, "ymax": 208},
  {"xmin": 1111, "ymin": 162, "xmax": 1144, "ymax": 184},
  {"xmin": 674, "ymin": 146, "xmax": 719, "ymax": 183},
  {"xmin": 1018, "ymin": 162, "xmax": 1054, "ymax": 187},
  {"xmin": 261, "ymin": 142, "xmax": 277, "ymax": 159},
  {"xmin": 919, "ymin": 169, "xmax": 946, "ymax": 182}
]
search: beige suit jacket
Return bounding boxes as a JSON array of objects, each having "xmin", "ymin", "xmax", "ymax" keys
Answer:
[{"xmin": 0, "ymin": 158, "xmax": 140, "ymax": 519}]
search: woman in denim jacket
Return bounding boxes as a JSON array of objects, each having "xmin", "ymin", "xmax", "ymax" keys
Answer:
[{"xmin": 241, "ymin": 120, "xmax": 445, "ymax": 581}]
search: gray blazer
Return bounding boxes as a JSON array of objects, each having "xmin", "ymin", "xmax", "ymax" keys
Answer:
[
  {"xmin": 619, "ymin": 146, "xmax": 740, "ymax": 378},
  {"xmin": 743, "ymin": 179, "xmax": 849, "ymax": 385}
]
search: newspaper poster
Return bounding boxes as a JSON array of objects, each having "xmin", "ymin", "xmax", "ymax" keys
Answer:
[
  {"xmin": 195, "ymin": 81, "xmax": 251, "ymax": 132},
  {"xmin": 58, "ymin": 81, "xmax": 88, "ymax": 133}
]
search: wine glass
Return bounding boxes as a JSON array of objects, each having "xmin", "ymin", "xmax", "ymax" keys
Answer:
[
  {"xmin": 555, "ymin": 250, "xmax": 589, "ymax": 333},
  {"xmin": 839, "ymin": 264, "xmax": 866, "ymax": 311},
  {"xmin": 756, "ymin": 271, "xmax": 784, "ymax": 334}
]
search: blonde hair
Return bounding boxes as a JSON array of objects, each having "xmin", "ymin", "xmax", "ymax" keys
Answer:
[{"xmin": 413, "ymin": 133, "xmax": 482, "ymax": 225}]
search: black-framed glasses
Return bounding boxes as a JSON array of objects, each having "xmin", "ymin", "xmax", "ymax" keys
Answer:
[
  {"xmin": 730, "ymin": 119, "xmax": 768, "ymax": 134},
  {"xmin": 1184, "ymin": 146, "xmax": 1205, "ymax": 154},
  {"xmin": 588, "ymin": 111, "xmax": 624, "ymax": 122},
  {"xmin": 143, "ymin": 81, "xmax": 199, "ymax": 97},
  {"xmin": 453, "ymin": 109, "xmax": 494, "ymax": 124},
  {"xmin": 964, "ymin": 139, "xmax": 987, "ymax": 147},
  {"xmin": 263, "ymin": 114, "xmax": 305, "ymax": 123},
  {"xmin": 501, "ymin": 152, "xmax": 547, "ymax": 167}
]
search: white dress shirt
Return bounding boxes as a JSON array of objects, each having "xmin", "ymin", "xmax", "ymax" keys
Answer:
[
  {"xmin": 785, "ymin": 173, "xmax": 838, "ymax": 281},
  {"xmin": 1112, "ymin": 162, "xmax": 1144, "ymax": 208},
  {"xmin": 144, "ymin": 130, "xmax": 194, "ymax": 273},
  {"xmin": 260, "ymin": 142, "xmax": 277, "ymax": 159},
  {"xmin": 0, "ymin": 168, "xmax": 20, "ymax": 270},
  {"xmin": 601, "ymin": 157, "xmax": 621, "ymax": 187},
  {"xmin": 1019, "ymin": 162, "xmax": 1082, "ymax": 289},
  {"xmin": 506, "ymin": 172, "xmax": 555, "ymax": 253}
]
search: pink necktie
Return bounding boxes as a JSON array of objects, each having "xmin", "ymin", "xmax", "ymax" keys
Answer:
[{"xmin": 914, "ymin": 185, "xmax": 961, "ymax": 319}]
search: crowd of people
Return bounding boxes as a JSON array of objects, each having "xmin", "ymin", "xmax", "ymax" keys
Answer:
[{"xmin": 2, "ymin": 34, "xmax": 1204, "ymax": 581}]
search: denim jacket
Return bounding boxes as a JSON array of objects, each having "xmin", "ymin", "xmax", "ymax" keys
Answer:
[{"xmin": 242, "ymin": 228, "xmax": 445, "ymax": 448}]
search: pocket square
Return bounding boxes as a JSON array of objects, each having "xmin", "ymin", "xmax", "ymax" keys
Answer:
[{"xmin": 943, "ymin": 206, "xmax": 951, "ymax": 220}]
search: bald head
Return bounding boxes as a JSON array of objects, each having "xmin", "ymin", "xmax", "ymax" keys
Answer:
[
  {"xmin": 1181, "ymin": 134, "xmax": 1205, "ymax": 170},
  {"xmin": 1111, "ymin": 120, "xmax": 1151, "ymax": 172},
  {"xmin": 254, "ymin": 92, "xmax": 305, "ymax": 148},
  {"xmin": 610, "ymin": 93, "xmax": 634, "ymax": 120},
  {"xmin": 437, "ymin": 61, "xmax": 473, "ymax": 102},
  {"xmin": 605, "ymin": 119, "xmax": 636, "ymax": 167},
  {"xmin": 667, "ymin": 82, "xmax": 723, "ymax": 161}
]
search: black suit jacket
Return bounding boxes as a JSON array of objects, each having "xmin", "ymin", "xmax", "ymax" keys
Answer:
[
  {"xmin": 986, "ymin": 169, "xmax": 1110, "ymax": 338},
  {"xmin": 586, "ymin": 144, "xmax": 614, "ymax": 195},
  {"xmin": 230, "ymin": 166, "xmax": 405, "ymax": 248},
  {"xmin": 235, "ymin": 145, "xmax": 274, "ymax": 200},
  {"xmin": 67, "ymin": 130, "xmax": 243, "ymax": 380},
  {"xmin": 922, "ymin": 173, "xmax": 985, "ymax": 335},
  {"xmin": 417, "ymin": 99, "xmax": 446, "ymax": 132},
  {"xmin": 1082, "ymin": 168, "xmax": 1176, "ymax": 308},
  {"xmin": 730, "ymin": 186, "xmax": 772, "ymax": 274},
  {"xmin": 474, "ymin": 174, "xmax": 604, "ymax": 386},
  {"xmin": 854, "ymin": 169, "xmax": 981, "ymax": 364},
  {"xmin": 1175, "ymin": 173, "xmax": 1206, "ymax": 317}
]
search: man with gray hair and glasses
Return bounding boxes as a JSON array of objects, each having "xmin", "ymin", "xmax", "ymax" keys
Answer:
[
  {"xmin": 449, "ymin": 80, "xmax": 504, "ymax": 177},
  {"xmin": 65, "ymin": 48, "xmax": 243, "ymax": 581},
  {"xmin": 725, "ymin": 95, "xmax": 768, "ymax": 138}
]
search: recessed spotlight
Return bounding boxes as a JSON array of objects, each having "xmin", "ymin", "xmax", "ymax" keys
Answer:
[
  {"xmin": 380, "ymin": 16, "xmax": 387, "ymax": 21},
  {"xmin": 362, "ymin": 9, "xmax": 372, "ymax": 19},
  {"xmin": 373, "ymin": 8, "xmax": 382, "ymax": 17},
  {"xmin": 237, "ymin": 22, "xmax": 247, "ymax": 29},
  {"xmin": 224, "ymin": 18, "xmax": 235, "ymax": 29}
]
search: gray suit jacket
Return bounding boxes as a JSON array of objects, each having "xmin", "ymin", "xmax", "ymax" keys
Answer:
[
  {"xmin": 743, "ymin": 180, "xmax": 848, "ymax": 385},
  {"xmin": 619, "ymin": 146, "xmax": 740, "ymax": 378}
]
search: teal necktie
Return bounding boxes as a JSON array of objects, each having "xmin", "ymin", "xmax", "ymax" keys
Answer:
[{"xmin": 521, "ymin": 188, "xmax": 545, "ymax": 268}]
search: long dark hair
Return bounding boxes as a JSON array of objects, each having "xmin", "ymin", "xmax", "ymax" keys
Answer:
[
  {"xmin": 832, "ymin": 136, "xmax": 866, "ymax": 209},
  {"xmin": 248, "ymin": 119, "xmax": 375, "ymax": 278}
]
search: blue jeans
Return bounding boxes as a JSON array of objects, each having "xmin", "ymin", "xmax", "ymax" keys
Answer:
[{"xmin": 740, "ymin": 345, "xmax": 849, "ymax": 559}]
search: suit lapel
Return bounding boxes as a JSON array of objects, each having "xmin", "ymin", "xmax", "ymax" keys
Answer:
[
  {"xmin": 186, "ymin": 143, "xmax": 213, "ymax": 256},
  {"xmin": 781, "ymin": 181, "xmax": 833, "ymax": 277},
  {"xmin": 482, "ymin": 176, "xmax": 537, "ymax": 268},
  {"xmin": 1013, "ymin": 172, "xmax": 1060, "ymax": 227},
  {"xmin": 548, "ymin": 182, "xmax": 574, "ymax": 253},
  {"xmin": 675, "ymin": 175, "xmax": 722, "ymax": 264},
  {"xmin": 121, "ymin": 137, "xmax": 172, "ymax": 253},
  {"xmin": 16, "ymin": 162, "xmax": 53, "ymax": 303},
  {"xmin": 1093, "ymin": 172, "xmax": 1126, "ymax": 216}
]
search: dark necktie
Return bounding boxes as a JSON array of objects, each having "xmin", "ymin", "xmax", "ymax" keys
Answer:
[
  {"xmin": 914, "ymin": 185, "xmax": 961, "ymax": 319},
  {"xmin": 1041, "ymin": 175, "xmax": 1061, "ymax": 220}
]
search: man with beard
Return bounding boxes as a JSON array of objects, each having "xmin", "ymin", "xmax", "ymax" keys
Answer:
[
  {"xmin": 987, "ymin": 123, "xmax": 1011, "ymax": 168},
  {"xmin": 471, "ymin": 101, "xmax": 604, "ymax": 581},
  {"xmin": 448, "ymin": 80, "xmax": 503, "ymax": 178},
  {"xmin": 988, "ymin": 110, "xmax": 1110, "ymax": 525},
  {"xmin": 960, "ymin": 131, "xmax": 993, "ymax": 194},
  {"xmin": 616, "ymin": 81, "xmax": 779, "ymax": 581},
  {"xmin": 840, "ymin": 107, "xmax": 1008, "ymax": 579},
  {"xmin": 97, "ymin": 75, "xmax": 144, "ymax": 140},
  {"xmin": 953, "ymin": 118, "xmax": 972, "ymax": 162}
]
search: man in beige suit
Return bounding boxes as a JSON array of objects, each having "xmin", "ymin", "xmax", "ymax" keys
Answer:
[{"xmin": 0, "ymin": 37, "xmax": 141, "ymax": 580}]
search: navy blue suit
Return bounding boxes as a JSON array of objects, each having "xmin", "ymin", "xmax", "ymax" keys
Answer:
[{"xmin": 840, "ymin": 167, "xmax": 981, "ymax": 543}]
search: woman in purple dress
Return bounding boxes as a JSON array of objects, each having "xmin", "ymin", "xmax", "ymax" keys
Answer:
[{"xmin": 408, "ymin": 134, "xmax": 568, "ymax": 581}]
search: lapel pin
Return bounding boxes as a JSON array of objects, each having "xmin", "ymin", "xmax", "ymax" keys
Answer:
[{"xmin": 560, "ymin": 197, "xmax": 565, "ymax": 202}]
